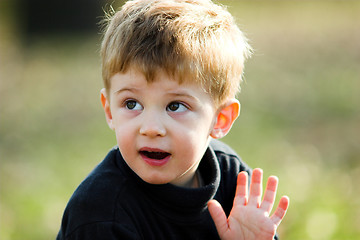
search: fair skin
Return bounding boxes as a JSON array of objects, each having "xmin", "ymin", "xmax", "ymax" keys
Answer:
[
  {"xmin": 208, "ymin": 169, "xmax": 290, "ymax": 240},
  {"xmin": 101, "ymin": 67, "xmax": 289, "ymax": 239}
]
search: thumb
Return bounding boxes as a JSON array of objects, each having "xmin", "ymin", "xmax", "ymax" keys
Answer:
[{"xmin": 208, "ymin": 200, "xmax": 228, "ymax": 237}]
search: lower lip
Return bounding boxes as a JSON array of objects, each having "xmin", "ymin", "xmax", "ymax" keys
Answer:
[{"xmin": 141, "ymin": 154, "xmax": 170, "ymax": 166}]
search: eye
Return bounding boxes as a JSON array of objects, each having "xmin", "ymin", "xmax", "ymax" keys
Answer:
[
  {"xmin": 125, "ymin": 100, "xmax": 143, "ymax": 110},
  {"xmin": 166, "ymin": 102, "xmax": 188, "ymax": 113}
]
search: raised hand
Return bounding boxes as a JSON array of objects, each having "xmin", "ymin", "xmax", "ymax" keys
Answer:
[{"xmin": 208, "ymin": 168, "xmax": 289, "ymax": 240}]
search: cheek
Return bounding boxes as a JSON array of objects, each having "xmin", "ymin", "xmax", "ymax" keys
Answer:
[
  {"xmin": 179, "ymin": 110, "xmax": 215, "ymax": 130},
  {"xmin": 188, "ymin": 113, "xmax": 216, "ymax": 139},
  {"xmin": 113, "ymin": 120, "xmax": 136, "ymax": 150},
  {"xmin": 173, "ymin": 119, "xmax": 213, "ymax": 152}
]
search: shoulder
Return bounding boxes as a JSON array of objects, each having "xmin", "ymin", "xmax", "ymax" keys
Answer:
[
  {"xmin": 68, "ymin": 147, "xmax": 124, "ymax": 213},
  {"xmin": 57, "ymin": 221, "xmax": 139, "ymax": 240},
  {"xmin": 209, "ymin": 139, "xmax": 251, "ymax": 174},
  {"xmin": 59, "ymin": 147, "xmax": 138, "ymax": 239}
]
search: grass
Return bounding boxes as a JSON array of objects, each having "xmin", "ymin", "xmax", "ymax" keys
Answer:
[{"xmin": 1, "ymin": 1, "xmax": 360, "ymax": 239}]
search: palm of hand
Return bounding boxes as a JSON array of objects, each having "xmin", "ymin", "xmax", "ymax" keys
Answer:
[
  {"xmin": 208, "ymin": 168, "xmax": 289, "ymax": 240},
  {"xmin": 225, "ymin": 202, "xmax": 277, "ymax": 240}
]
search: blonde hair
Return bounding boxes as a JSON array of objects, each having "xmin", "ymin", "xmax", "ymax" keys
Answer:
[{"xmin": 101, "ymin": 0, "xmax": 251, "ymax": 105}]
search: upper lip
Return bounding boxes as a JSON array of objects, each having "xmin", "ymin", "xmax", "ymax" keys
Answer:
[
  {"xmin": 139, "ymin": 147, "xmax": 169, "ymax": 153},
  {"xmin": 139, "ymin": 147, "xmax": 171, "ymax": 160}
]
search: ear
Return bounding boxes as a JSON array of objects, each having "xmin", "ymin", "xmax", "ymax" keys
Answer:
[
  {"xmin": 210, "ymin": 99, "xmax": 240, "ymax": 139},
  {"xmin": 100, "ymin": 88, "xmax": 114, "ymax": 130}
]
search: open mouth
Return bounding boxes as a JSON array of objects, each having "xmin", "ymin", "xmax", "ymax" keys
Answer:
[
  {"xmin": 140, "ymin": 151, "xmax": 171, "ymax": 160},
  {"xmin": 139, "ymin": 149, "xmax": 171, "ymax": 166}
]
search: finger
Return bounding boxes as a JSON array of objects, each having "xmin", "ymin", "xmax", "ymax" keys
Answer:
[
  {"xmin": 234, "ymin": 171, "xmax": 248, "ymax": 206},
  {"xmin": 260, "ymin": 176, "xmax": 278, "ymax": 214},
  {"xmin": 208, "ymin": 200, "xmax": 229, "ymax": 236},
  {"xmin": 248, "ymin": 168, "xmax": 263, "ymax": 207},
  {"xmin": 270, "ymin": 196, "xmax": 290, "ymax": 227}
]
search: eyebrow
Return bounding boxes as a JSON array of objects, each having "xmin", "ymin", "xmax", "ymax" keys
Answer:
[
  {"xmin": 112, "ymin": 87, "xmax": 201, "ymax": 103},
  {"xmin": 166, "ymin": 91, "xmax": 200, "ymax": 103},
  {"xmin": 113, "ymin": 87, "xmax": 139, "ymax": 95}
]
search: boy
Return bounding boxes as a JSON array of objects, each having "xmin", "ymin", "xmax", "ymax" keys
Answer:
[{"xmin": 57, "ymin": 0, "xmax": 289, "ymax": 239}]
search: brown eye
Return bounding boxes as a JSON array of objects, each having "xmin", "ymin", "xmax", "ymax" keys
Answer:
[
  {"xmin": 167, "ymin": 102, "xmax": 187, "ymax": 112},
  {"xmin": 125, "ymin": 100, "xmax": 142, "ymax": 110},
  {"xmin": 167, "ymin": 102, "xmax": 180, "ymax": 111}
]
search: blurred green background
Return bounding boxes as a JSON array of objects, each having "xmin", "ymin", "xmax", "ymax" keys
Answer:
[{"xmin": 1, "ymin": 0, "xmax": 359, "ymax": 239}]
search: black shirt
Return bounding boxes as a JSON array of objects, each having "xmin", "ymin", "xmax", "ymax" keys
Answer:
[{"xmin": 57, "ymin": 140, "xmax": 252, "ymax": 240}]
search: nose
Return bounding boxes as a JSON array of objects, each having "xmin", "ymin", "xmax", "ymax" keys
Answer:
[{"xmin": 139, "ymin": 111, "xmax": 166, "ymax": 137}]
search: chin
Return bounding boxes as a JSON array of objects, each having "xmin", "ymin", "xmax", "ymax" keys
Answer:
[{"xmin": 140, "ymin": 175, "xmax": 172, "ymax": 185}]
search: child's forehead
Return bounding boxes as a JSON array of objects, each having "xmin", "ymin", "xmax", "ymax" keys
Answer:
[
  {"xmin": 110, "ymin": 68, "xmax": 214, "ymax": 100},
  {"xmin": 111, "ymin": 67, "xmax": 202, "ymax": 88},
  {"xmin": 112, "ymin": 69, "xmax": 196, "ymax": 88}
]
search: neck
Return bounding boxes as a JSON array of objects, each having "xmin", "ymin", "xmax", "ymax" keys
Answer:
[{"xmin": 181, "ymin": 170, "xmax": 203, "ymax": 188}]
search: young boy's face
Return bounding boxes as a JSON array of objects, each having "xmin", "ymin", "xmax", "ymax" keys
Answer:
[{"xmin": 102, "ymin": 68, "xmax": 221, "ymax": 187}]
